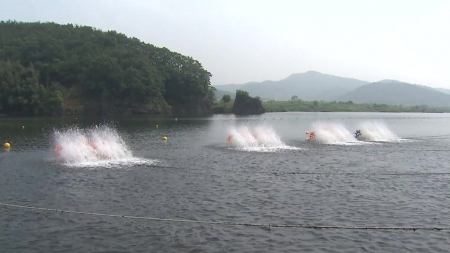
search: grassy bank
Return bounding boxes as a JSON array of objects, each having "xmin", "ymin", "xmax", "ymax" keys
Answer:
[
  {"xmin": 213, "ymin": 100, "xmax": 450, "ymax": 113},
  {"xmin": 212, "ymin": 101, "xmax": 234, "ymax": 113}
]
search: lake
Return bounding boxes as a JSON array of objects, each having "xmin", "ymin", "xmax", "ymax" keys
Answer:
[{"xmin": 1, "ymin": 112, "xmax": 450, "ymax": 252}]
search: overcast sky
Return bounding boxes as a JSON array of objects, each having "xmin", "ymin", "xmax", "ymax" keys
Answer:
[{"xmin": 2, "ymin": 0, "xmax": 449, "ymax": 88}]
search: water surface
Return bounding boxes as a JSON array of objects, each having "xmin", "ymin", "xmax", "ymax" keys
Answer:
[{"xmin": 1, "ymin": 112, "xmax": 450, "ymax": 252}]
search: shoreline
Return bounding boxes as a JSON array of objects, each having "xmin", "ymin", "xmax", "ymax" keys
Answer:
[
  {"xmin": 1, "ymin": 109, "xmax": 448, "ymax": 119},
  {"xmin": 212, "ymin": 100, "xmax": 450, "ymax": 114}
]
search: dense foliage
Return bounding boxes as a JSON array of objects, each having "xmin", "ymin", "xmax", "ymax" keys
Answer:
[
  {"xmin": 231, "ymin": 90, "xmax": 265, "ymax": 115},
  {"xmin": 0, "ymin": 60, "xmax": 63, "ymax": 115},
  {"xmin": 0, "ymin": 21, "xmax": 214, "ymax": 116},
  {"xmin": 212, "ymin": 100, "xmax": 234, "ymax": 113},
  {"xmin": 234, "ymin": 90, "xmax": 260, "ymax": 103},
  {"xmin": 221, "ymin": 94, "xmax": 231, "ymax": 103}
]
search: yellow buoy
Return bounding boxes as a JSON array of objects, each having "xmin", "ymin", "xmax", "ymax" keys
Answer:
[
  {"xmin": 22, "ymin": 126, "xmax": 25, "ymax": 129},
  {"xmin": 156, "ymin": 124, "xmax": 159, "ymax": 128},
  {"xmin": 162, "ymin": 136, "xmax": 168, "ymax": 141},
  {"xmin": 4, "ymin": 142, "xmax": 10, "ymax": 149},
  {"xmin": 175, "ymin": 118, "xmax": 178, "ymax": 121}
]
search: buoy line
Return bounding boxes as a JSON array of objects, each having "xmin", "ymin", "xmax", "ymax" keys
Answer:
[
  {"xmin": 219, "ymin": 117, "xmax": 450, "ymax": 121},
  {"xmin": 275, "ymin": 172, "xmax": 450, "ymax": 176},
  {"xmin": 1, "ymin": 202, "xmax": 449, "ymax": 231}
]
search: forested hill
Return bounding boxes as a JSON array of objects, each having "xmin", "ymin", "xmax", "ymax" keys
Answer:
[
  {"xmin": 215, "ymin": 71, "xmax": 369, "ymax": 101},
  {"xmin": 0, "ymin": 21, "xmax": 214, "ymax": 116},
  {"xmin": 337, "ymin": 80, "xmax": 450, "ymax": 107}
]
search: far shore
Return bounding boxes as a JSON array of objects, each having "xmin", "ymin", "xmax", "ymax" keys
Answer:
[
  {"xmin": 0, "ymin": 109, "xmax": 448, "ymax": 119},
  {"xmin": 213, "ymin": 100, "xmax": 450, "ymax": 115}
]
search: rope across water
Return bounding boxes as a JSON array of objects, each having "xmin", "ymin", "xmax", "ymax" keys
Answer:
[{"xmin": 1, "ymin": 202, "xmax": 449, "ymax": 231}]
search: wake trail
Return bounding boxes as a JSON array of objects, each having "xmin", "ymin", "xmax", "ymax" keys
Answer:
[
  {"xmin": 52, "ymin": 124, "xmax": 156, "ymax": 168},
  {"xmin": 226, "ymin": 125, "xmax": 301, "ymax": 152}
]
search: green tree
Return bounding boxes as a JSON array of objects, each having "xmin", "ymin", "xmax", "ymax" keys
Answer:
[
  {"xmin": 291, "ymin": 95, "xmax": 298, "ymax": 101},
  {"xmin": 0, "ymin": 21, "xmax": 214, "ymax": 116},
  {"xmin": 232, "ymin": 89, "xmax": 264, "ymax": 115},
  {"xmin": 221, "ymin": 94, "xmax": 231, "ymax": 103}
]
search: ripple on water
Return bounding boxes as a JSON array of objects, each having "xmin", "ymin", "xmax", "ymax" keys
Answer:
[{"xmin": 2, "ymin": 115, "xmax": 450, "ymax": 252}]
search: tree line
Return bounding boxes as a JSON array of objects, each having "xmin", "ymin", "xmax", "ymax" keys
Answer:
[
  {"xmin": 0, "ymin": 21, "xmax": 214, "ymax": 116},
  {"xmin": 214, "ymin": 92, "xmax": 450, "ymax": 113}
]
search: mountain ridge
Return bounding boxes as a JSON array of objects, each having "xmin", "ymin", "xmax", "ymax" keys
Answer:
[
  {"xmin": 214, "ymin": 71, "xmax": 369, "ymax": 101},
  {"xmin": 214, "ymin": 71, "xmax": 450, "ymax": 107},
  {"xmin": 337, "ymin": 80, "xmax": 450, "ymax": 107}
]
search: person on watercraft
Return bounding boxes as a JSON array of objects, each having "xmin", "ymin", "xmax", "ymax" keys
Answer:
[
  {"xmin": 355, "ymin": 130, "xmax": 361, "ymax": 138},
  {"xmin": 54, "ymin": 139, "xmax": 98, "ymax": 157},
  {"xmin": 81, "ymin": 135, "xmax": 98, "ymax": 153},
  {"xmin": 306, "ymin": 131, "xmax": 315, "ymax": 140},
  {"xmin": 89, "ymin": 141, "xmax": 97, "ymax": 150},
  {"xmin": 54, "ymin": 144, "xmax": 63, "ymax": 156},
  {"xmin": 226, "ymin": 135, "xmax": 232, "ymax": 145}
]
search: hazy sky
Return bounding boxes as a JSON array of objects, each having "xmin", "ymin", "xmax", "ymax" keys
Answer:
[{"xmin": 1, "ymin": 0, "xmax": 449, "ymax": 88}]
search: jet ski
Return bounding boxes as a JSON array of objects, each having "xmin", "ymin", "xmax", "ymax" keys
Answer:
[{"xmin": 306, "ymin": 131, "xmax": 315, "ymax": 141}]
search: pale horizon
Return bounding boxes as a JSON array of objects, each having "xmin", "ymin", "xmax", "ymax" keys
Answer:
[{"xmin": 1, "ymin": 0, "xmax": 449, "ymax": 89}]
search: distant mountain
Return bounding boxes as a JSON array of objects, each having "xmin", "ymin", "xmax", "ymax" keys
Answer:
[
  {"xmin": 316, "ymin": 86, "xmax": 351, "ymax": 101},
  {"xmin": 435, "ymin": 88, "xmax": 450, "ymax": 95},
  {"xmin": 213, "ymin": 89, "xmax": 235, "ymax": 100},
  {"xmin": 214, "ymin": 71, "xmax": 369, "ymax": 101},
  {"xmin": 213, "ymin": 89, "xmax": 271, "ymax": 101},
  {"xmin": 337, "ymin": 80, "xmax": 450, "ymax": 107}
]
